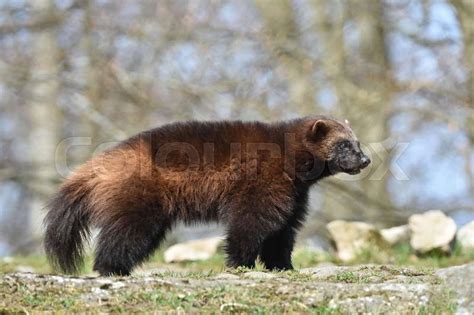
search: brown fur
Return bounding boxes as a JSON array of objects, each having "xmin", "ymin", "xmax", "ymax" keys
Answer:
[{"xmin": 44, "ymin": 116, "xmax": 368, "ymax": 275}]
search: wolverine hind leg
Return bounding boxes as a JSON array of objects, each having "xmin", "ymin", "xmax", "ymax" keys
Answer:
[
  {"xmin": 93, "ymin": 212, "xmax": 170, "ymax": 276},
  {"xmin": 225, "ymin": 209, "xmax": 288, "ymax": 269}
]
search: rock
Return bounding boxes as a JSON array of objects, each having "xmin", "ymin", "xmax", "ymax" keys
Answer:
[
  {"xmin": 300, "ymin": 266, "xmax": 345, "ymax": 280},
  {"xmin": 276, "ymin": 285, "xmax": 291, "ymax": 295},
  {"xmin": 220, "ymin": 303, "xmax": 249, "ymax": 312},
  {"xmin": 457, "ymin": 221, "xmax": 474, "ymax": 251},
  {"xmin": 243, "ymin": 271, "xmax": 276, "ymax": 279},
  {"xmin": 164, "ymin": 236, "xmax": 224, "ymax": 263},
  {"xmin": 213, "ymin": 273, "xmax": 240, "ymax": 280},
  {"xmin": 380, "ymin": 225, "xmax": 410, "ymax": 245},
  {"xmin": 315, "ymin": 262, "xmax": 336, "ymax": 268},
  {"xmin": 409, "ymin": 210, "xmax": 456, "ymax": 253},
  {"xmin": 327, "ymin": 221, "xmax": 388, "ymax": 261},
  {"xmin": 15, "ymin": 266, "xmax": 35, "ymax": 273},
  {"xmin": 436, "ymin": 263, "xmax": 474, "ymax": 313},
  {"xmin": 0, "ymin": 266, "xmax": 461, "ymax": 314}
]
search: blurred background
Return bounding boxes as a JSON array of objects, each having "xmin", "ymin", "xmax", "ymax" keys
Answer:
[{"xmin": 0, "ymin": 0, "xmax": 472, "ymax": 256}]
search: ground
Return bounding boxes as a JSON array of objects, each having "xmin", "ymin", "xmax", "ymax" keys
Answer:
[{"xmin": 1, "ymin": 246, "xmax": 473, "ymax": 314}]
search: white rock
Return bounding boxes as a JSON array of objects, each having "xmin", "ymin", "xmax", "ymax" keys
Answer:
[
  {"xmin": 243, "ymin": 271, "xmax": 276, "ymax": 279},
  {"xmin": 408, "ymin": 210, "xmax": 456, "ymax": 253},
  {"xmin": 15, "ymin": 265, "xmax": 35, "ymax": 273},
  {"xmin": 436, "ymin": 263, "xmax": 474, "ymax": 313},
  {"xmin": 380, "ymin": 225, "xmax": 410, "ymax": 245},
  {"xmin": 457, "ymin": 221, "xmax": 474, "ymax": 251},
  {"xmin": 327, "ymin": 221, "xmax": 387, "ymax": 261},
  {"xmin": 164, "ymin": 236, "xmax": 224, "ymax": 263},
  {"xmin": 213, "ymin": 273, "xmax": 240, "ymax": 280}
]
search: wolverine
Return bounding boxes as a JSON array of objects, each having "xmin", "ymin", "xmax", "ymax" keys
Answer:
[{"xmin": 44, "ymin": 116, "xmax": 371, "ymax": 276}]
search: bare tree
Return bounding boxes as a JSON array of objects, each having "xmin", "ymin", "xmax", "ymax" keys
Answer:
[
  {"xmin": 254, "ymin": 0, "xmax": 320, "ymax": 115},
  {"xmin": 450, "ymin": 0, "xmax": 474, "ymax": 196},
  {"xmin": 27, "ymin": 0, "xmax": 62, "ymax": 246}
]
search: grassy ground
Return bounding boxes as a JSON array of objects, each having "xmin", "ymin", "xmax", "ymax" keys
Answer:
[
  {"xmin": 1, "ymin": 244, "xmax": 474, "ymax": 275},
  {"xmin": 0, "ymin": 264, "xmax": 457, "ymax": 314},
  {"xmin": 1, "ymin": 245, "xmax": 472, "ymax": 314}
]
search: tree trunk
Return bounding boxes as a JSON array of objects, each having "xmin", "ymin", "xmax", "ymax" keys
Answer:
[
  {"xmin": 27, "ymin": 0, "xmax": 61, "ymax": 251},
  {"xmin": 450, "ymin": 0, "xmax": 474, "ymax": 196},
  {"xmin": 311, "ymin": 0, "xmax": 398, "ymax": 227},
  {"xmin": 254, "ymin": 0, "xmax": 318, "ymax": 115}
]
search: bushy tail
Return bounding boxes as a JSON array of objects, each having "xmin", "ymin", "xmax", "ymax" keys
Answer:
[{"xmin": 44, "ymin": 177, "xmax": 93, "ymax": 274}]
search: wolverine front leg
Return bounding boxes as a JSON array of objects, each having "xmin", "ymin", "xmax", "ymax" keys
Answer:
[
  {"xmin": 259, "ymin": 225, "xmax": 296, "ymax": 270},
  {"xmin": 223, "ymin": 175, "xmax": 296, "ymax": 269},
  {"xmin": 260, "ymin": 206, "xmax": 307, "ymax": 271}
]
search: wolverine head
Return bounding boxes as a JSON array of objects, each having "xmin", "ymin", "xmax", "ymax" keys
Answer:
[{"xmin": 303, "ymin": 117, "xmax": 371, "ymax": 175}]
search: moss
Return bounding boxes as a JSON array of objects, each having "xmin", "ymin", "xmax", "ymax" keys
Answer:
[
  {"xmin": 333, "ymin": 271, "xmax": 358, "ymax": 283},
  {"xmin": 419, "ymin": 288, "xmax": 458, "ymax": 315}
]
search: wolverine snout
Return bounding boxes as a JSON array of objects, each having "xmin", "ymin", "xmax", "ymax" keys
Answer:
[{"xmin": 359, "ymin": 154, "xmax": 371, "ymax": 169}]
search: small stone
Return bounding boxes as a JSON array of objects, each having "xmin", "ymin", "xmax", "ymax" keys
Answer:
[
  {"xmin": 327, "ymin": 220, "xmax": 388, "ymax": 261},
  {"xmin": 276, "ymin": 285, "xmax": 290, "ymax": 294},
  {"xmin": 90, "ymin": 287, "xmax": 110, "ymax": 301},
  {"xmin": 15, "ymin": 266, "xmax": 35, "ymax": 273},
  {"xmin": 316, "ymin": 262, "xmax": 336, "ymax": 268},
  {"xmin": 213, "ymin": 273, "xmax": 240, "ymax": 280},
  {"xmin": 220, "ymin": 303, "xmax": 249, "ymax": 312},
  {"xmin": 111, "ymin": 282, "xmax": 126, "ymax": 289},
  {"xmin": 164, "ymin": 236, "xmax": 224, "ymax": 263},
  {"xmin": 304, "ymin": 293, "xmax": 326, "ymax": 306},
  {"xmin": 380, "ymin": 225, "xmax": 410, "ymax": 245},
  {"xmin": 409, "ymin": 210, "xmax": 456, "ymax": 253},
  {"xmin": 299, "ymin": 266, "xmax": 347, "ymax": 280},
  {"xmin": 242, "ymin": 271, "xmax": 276, "ymax": 279},
  {"xmin": 457, "ymin": 221, "xmax": 474, "ymax": 251}
]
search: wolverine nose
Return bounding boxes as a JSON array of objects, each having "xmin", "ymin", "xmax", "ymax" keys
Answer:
[{"xmin": 360, "ymin": 155, "xmax": 371, "ymax": 168}]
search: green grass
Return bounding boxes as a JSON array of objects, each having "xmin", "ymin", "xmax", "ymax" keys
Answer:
[
  {"xmin": 0, "ymin": 255, "xmax": 51, "ymax": 274},
  {"xmin": 1, "ymin": 243, "xmax": 473, "ymax": 276},
  {"xmin": 0, "ymin": 273, "xmax": 344, "ymax": 314},
  {"xmin": 350, "ymin": 243, "xmax": 474, "ymax": 268},
  {"xmin": 0, "ymin": 266, "xmax": 455, "ymax": 314},
  {"xmin": 333, "ymin": 271, "xmax": 358, "ymax": 283},
  {"xmin": 1, "ymin": 247, "xmax": 465, "ymax": 314}
]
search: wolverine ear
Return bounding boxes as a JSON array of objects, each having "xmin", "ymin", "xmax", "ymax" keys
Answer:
[{"xmin": 310, "ymin": 120, "xmax": 330, "ymax": 140}]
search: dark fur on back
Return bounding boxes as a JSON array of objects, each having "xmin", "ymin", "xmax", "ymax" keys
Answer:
[{"xmin": 44, "ymin": 116, "xmax": 368, "ymax": 275}]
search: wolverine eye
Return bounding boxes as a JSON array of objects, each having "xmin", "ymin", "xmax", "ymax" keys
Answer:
[{"xmin": 338, "ymin": 140, "xmax": 352, "ymax": 149}]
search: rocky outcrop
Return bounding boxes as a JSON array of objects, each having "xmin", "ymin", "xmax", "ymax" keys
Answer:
[
  {"xmin": 327, "ymin": 221, "xmax": 388, "ymax": 261},
  {"xmin": 163, "ymin": 236, "xmax": 224, "ymax": 263},
  {"xmin": 3, "ymin": 264, "xmax": 471, "ymax": 314},
  {"xmin": 409, "ymin": 210, "xmax": 457, "ymax": 253},
  {"xmin": 380, "ymin": 225, "xmax": 411, "ymax": 245},
  {"xmin": 457, "ymin": 221, "xmax": 474, "ymax": 251},
  {"xmin": 436, "ymin": 263, "xmax": 474, "ymax": 313}
]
